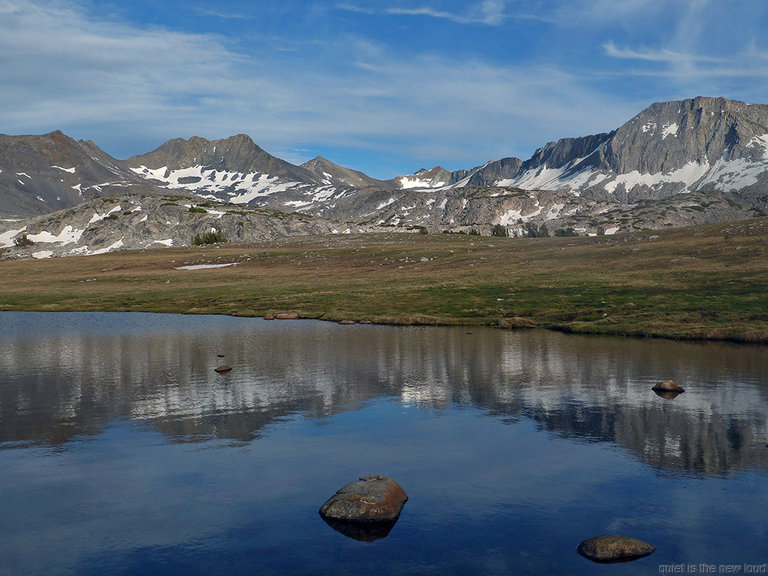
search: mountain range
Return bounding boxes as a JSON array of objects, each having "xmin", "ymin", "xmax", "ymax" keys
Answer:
[{"xmin": 1, "ymin": 96, "xmax": 767, "ymax": 258}]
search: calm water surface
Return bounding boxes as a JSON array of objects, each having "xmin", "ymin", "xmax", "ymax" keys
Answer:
[{"xmin": 1, "ymin": 312, "xmax": 767, "ymax": 575}]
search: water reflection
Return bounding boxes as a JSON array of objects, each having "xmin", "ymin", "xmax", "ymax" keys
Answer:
[
  {"xmin": 320, "ymin": 517, "xmax": 399, "ymax": 542},
  {"xmin": 1, "ymin": 312, "xmax": 767, "ymax": 477}
]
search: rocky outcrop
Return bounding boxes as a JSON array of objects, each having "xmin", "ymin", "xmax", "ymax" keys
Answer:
[
  {"xmin": 577, "ymin": 535, "xmax": 655, "ymax": 563},
  {"xmin": 0, "ymin": 194, "xmax": 341, "ymax": 259},
  {"xmin": 319, "ymin": 475, "xmax": 408, "ymax": 523}
]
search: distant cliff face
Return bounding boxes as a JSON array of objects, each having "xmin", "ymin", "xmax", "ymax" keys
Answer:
[{"xmin": 491, "ymin": 97, "xmax": 768, "ymax": 202}]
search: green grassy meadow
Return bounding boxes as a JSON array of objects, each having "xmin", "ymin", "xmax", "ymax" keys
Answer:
[{"xmin": 2, "ymin": 217, "xmax": 768, "ymax": 343}]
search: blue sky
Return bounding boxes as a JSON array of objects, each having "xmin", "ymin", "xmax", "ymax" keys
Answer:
[{"xmin": 1, "ymin": 0, "xmax": 767, "ymax": 178}]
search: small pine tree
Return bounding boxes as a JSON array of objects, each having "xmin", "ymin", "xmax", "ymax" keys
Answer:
[
  {"xmin": 192, "ymin": 231, "xmax": 228, "ymax": 245},
  {"xmin": 14, "ymin": 234, "xmax": 34, "ymax": 247},
  {"xmin": 491, "ymin": 224, "xmax": 508, "ymax": 237}
]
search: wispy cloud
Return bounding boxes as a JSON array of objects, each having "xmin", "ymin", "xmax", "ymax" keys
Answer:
[
  {"xmin": 193, "ymin": 7, "xmax": 252, "ymax": 20},
  {"xmin": 335, "ymin": 1, "xmax": 543, "ymax": 26},
  {"xmin": 603, "ymin": 41, "xmax": 723, "ymax": 64}
]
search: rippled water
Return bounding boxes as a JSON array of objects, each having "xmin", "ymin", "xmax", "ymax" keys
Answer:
[{"xmin": 1, "ymin": 312, "xmax": 767, "ymax": 575}]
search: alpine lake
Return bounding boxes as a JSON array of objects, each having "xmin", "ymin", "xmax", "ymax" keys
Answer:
[{"xmin": 1, "ymin": 312, "xmax": 767, "ymax": 575}]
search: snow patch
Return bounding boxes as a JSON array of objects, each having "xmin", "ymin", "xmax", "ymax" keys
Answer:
[
  {"xmin": 32, "ymin": 250, "xmax": 54, "ymax": 259},
  {"xmin": 91, "ymin": 238, "xmax": 124, "ymax": 255},
  {"xmin": 88, "ymin": 204, "xmax": 122, "ymax": 224},
  {"xmin": 661, "ymin": 123, "xmax": 679, "ymax": 140},
  {"xmin": 52, "ymin": 165, "xmax": 76, "ymax": 173},
  {"xmin": 131, "ymin": 165, "xmax": 306, "ymax": 204},
  {"xmin": 698, "ymin": 156, "xmax": 767, "ymax": 191},
  {"xmin": 0, "ymin": 226, "xmax": 27, "ymax": 248},
  {"xmin": 604, "ymin": 161, "xmax": 709, "ymax": 194},
  {"xmin": 398, "ymin": 176, "xmax": 443, "ymax": 189},
  {"xmin": 175, "ymin": 263, "xmax": 235, "ymax": 270},
  {"xmin": 545, "ymin": 203, "xmax": 565, "ymax": 220},
  {"xmin": 28, "ymin": 225, "xmax": 84, "ymax": 245}
]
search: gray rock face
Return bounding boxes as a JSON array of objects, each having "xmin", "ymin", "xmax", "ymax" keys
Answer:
[
  {"xmin": 302, "ymin": 156, "xmax": 397, "ymax": 190},
  {"xmin": 319, "ymin": 475, "xmax": 408, "ymax": 523},
  {"xmin": 465, "ymin": 157, "xmax": 523, "ymax": 186},
  {"xmin": 497, "ymin": 97, "xmax": 768, "ymax": 203},
  {"xmin": 577, "ymin": 535, "xmax": 655, "ymax": 563}
]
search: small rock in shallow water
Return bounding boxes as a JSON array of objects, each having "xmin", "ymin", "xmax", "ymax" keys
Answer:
[
  {"xmin": 214, "ymin": 365, "xmax": 232, "ymax": 374},
  {"xmin": 652, "ymin": 380, "xmax": 685, "ymax": 393},
  {"xmin": 276, "ymin": 312, "xmax": 299, "ymax": 320},
  {"xmin": 319, "ymin": 475, "xmax": 408, "ymax": 523},
  {"xmin": 577, "ymin": 535, "xmax": 655, "ymax": 563}
]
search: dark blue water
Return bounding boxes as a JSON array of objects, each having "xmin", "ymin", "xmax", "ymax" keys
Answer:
[{"xmin": 1, "ymin": 312, "xmax": 767, "ymax": 575}]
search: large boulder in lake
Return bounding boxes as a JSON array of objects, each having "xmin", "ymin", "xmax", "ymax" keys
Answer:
[
  {"xmin": 319, "ymin": 475, "xmax": 408, "ymax": 523},
  {"xmin": 577, "ymin": 535, "xmax": 655, "ymax": 563}
]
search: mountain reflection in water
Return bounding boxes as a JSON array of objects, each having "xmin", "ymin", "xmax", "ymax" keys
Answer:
[{"xmin": 1, "ymin": 312, "xmax": 766, "ymax": 477}]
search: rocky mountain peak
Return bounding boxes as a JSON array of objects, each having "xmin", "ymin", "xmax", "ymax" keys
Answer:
[
  {"xmin": 0, "ymin": 131, "xmax": 155, "ymax": 218},
  {"xmin": 596, "ymin": 96, "xmax": 768, "ymax": 175}
]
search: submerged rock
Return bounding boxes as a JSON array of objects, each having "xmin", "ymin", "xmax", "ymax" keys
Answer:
[
  {"xmin": 319, "ymin": 475, "xmax": 408, "ymax": 523},
  {"xmin": 652, "ymin": 380, "xmax": 685, "ymax": 393},
  {"xmin": 214, "ymin": 365, "xmax": 232, "ymax": 374},
  {"xmin": 577, "ymin": 535, "xmax": 655, "ymax": 563}
]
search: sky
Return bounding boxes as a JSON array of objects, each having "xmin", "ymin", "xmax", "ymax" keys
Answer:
[{"xmin": 1, "ymin": 0, "xmax": 767, "ymax": 179}]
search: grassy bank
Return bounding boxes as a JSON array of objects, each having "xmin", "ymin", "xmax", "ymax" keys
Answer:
[{"xmin": 1, "ymin": 217, "xmax": 767, "ymax": 343}]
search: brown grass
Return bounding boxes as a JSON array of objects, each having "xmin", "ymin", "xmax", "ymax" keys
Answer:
[{"xmin": 1, "ymin": 217, "xmax": 767, "ymax": 342}]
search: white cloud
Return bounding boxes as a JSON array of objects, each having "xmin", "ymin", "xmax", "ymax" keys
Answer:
[
  {"xmin": 0, "ymin": 0, "xmax": 631, "ymax": 175},
  {"xmin": 4, "ymin": 0, "xmax": 765, "ymax": 178}
]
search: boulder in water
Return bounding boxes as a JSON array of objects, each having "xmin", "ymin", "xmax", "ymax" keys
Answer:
[{"xmin": 577, "ymin": 535, "xmax": 655, "ymax": 563}]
